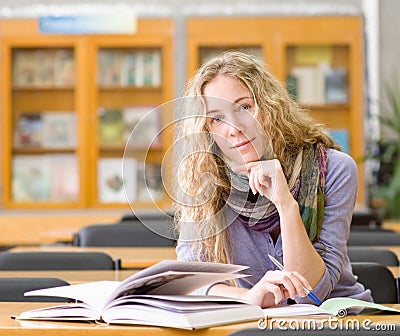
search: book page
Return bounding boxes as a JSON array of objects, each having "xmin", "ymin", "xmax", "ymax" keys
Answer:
[
  {"xmin": 106, "ymin": 270, "xmax": 247, "ymax": 306},
  {"xmin": 121, "ymin": 260, "xmax": 248, "ymax": 282},
  {"xmin": 321, "ymin": 297, "xmax": 400, "ymax": 315},
  {"xmin": 25, "ymin": 281, "xmax": 120, "ymax": 311},
  {"xmin": 263, "ymin": 304, "xmax": 330, "ymax": 317},
  {"xmin": 104, "ymin": 260, "xmax": 248, "ymax": 305},
  {"xmin": 106, "ymin": 294, "xmax": 250, "ymax": 312},
  {"xmin": 18, "ymin": 302, "xmax": 100, "ymax": 321}
]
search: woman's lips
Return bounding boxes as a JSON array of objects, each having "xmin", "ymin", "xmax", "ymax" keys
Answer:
[{"xmin": 233, "ymin": 138, "xmax": 255, "ymax": 150}]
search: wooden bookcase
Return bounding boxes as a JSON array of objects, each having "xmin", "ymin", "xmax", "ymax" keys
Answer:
[
  {"xmin": 1, "ymin": 18, "xmax": 174, "ymax": 210},
  {"xmin": 186, "ymin": 16, "xmax": 365, "ymax": 205}
]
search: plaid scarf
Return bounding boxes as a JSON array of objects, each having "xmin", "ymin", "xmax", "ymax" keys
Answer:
[{"xmin": 225, "ymin": 143, "xmax": 327, "ymax": 242}]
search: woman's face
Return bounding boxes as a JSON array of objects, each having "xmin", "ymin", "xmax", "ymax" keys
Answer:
[{"xmin": 203, "ymin": 75, "xmax": 267, "ymax": 166}]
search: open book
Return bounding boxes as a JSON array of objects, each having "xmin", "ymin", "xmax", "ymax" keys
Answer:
[
  {"xmin": 16, "ymin": 260, "xmax": 264, "ymax": 329},
  {"xmin": 15, "ymin": 260, "xmax": 400, "ymax": 329}
]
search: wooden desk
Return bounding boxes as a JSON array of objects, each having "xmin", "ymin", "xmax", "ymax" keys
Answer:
[
  {"xmin": 0, "ymin": 210, "xmax": 127, "ymax": 245},
  {"xmin": 8, "ymin": 246, "xmax": 177, "ymax": 269},
  {"xmin": 1, "ymin": 302, "xmax": 400, "ymax": 336},
  {"xmin": 382, "ymin": 221, "xmax": 400, "ymax": 233},
  {"xmin": 0, "ymin": 270, "xmax": 136, "ymax": 284},
  {"xmin": 388, "ymin": 266, "xmax": 400, "ymax": 277}
]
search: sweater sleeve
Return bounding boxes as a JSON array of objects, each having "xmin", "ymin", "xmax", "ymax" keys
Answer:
[{"xmin": 295, "ymin": 149, "xmax": 357, "ymax": 303}]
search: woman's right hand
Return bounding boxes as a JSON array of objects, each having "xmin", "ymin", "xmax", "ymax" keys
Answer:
[{"xmin": 240, "ymin": 269, "xmax": 312, "ymax": 308}]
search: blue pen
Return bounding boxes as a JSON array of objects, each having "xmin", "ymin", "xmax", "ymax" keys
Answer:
[{"xmin": 268, "ymin": 254, "xmax": 322, "ymax": 306}]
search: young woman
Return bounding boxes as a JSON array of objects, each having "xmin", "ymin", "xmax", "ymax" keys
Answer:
[{"xmin": 174, "ymin": 51, "xmax": 372, "ymax": 308}]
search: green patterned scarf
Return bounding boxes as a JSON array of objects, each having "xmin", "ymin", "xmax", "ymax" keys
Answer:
[{"xmin": 297, "ymin": 143, "xmax": 328, "ymax": 241}]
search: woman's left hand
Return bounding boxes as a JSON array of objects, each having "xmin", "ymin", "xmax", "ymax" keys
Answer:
[{"xmin": 232, "ymin": 159, "xmax": 294, "ymax": 207}]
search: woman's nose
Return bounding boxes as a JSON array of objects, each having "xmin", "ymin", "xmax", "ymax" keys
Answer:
[{"xmin": 227, "ymin": 119, "xmax": 244, "ymax": 136}]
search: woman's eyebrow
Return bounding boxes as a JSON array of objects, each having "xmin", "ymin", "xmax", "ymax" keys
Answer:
[
  {"xmin": 206, "ymin": 109, "xmax": 220, "ymax": 115},
  {"xmin": 234, "ymin": 96, "xmax": 253, "ymax": 104}
]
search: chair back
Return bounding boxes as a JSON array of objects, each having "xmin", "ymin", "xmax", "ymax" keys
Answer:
[
  {"xmin": 347, "ymin": 247, "xmax": 399, "ymax": 266},
  {"xmin": 351, "ymin": 262, "xmax": 398, "ymax": 303},
  {"xmin": 0, "ymin": 251, "xmax": 116, "ymax": 270},
  {"xmin": 0, "ymin": 277, "xmax": 70, "ymax": 302},
  {"xmin": 351, "ymin": 210, "xmax": 382, "ymax": 230},
  {"xmin": 120, "ymin": 211, "xmax": 174, "ymax": 222},
  {"xmin": 348, "ymin": 231, "xmax": 400, "ymax": 245},
  {"xmin": 74, "ymin": 221, "xmax": 176, "ymax": 247}
]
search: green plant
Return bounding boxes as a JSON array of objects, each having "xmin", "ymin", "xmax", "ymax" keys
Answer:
[{"xmin": 371, "ymin": 79, "xmax": 400, "ymax": 219}]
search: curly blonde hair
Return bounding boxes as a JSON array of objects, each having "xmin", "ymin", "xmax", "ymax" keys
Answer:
[{"xmin": 174, "ymin": 51, "xmax": 338, "ymax": 263}]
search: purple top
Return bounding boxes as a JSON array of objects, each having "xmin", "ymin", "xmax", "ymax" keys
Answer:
[{"xmin": 176, "ymin": 149, "xmax": 373, "ymax": 303}]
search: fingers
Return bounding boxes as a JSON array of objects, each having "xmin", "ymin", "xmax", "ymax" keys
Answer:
[
  {"xmin": 244, "ymin": 269, "xmax": 312, "ymax": 307},
  {"xmin": 264, "ymin": 283, "xmax": 287, "ymax": 305},
  {"xmin": 249, "ymin": 164, "xmax": 273, "ymax": 197},
  {"xmin": 259, "ymin": 270, "xmax": 310, "ymax": 304},
  {"xmin": 232, "ymin": 161, "xmax": 274, "ymax": 196}
]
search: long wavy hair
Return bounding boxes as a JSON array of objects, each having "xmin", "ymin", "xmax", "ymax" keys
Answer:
[{"xmin": 174, "ymin": 51, "xmax": 338, "ymax": 263}]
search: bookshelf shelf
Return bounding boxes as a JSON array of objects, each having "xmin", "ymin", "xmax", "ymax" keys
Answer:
[
  {"xmin": 12, "ymin": 86, "xmax": 75, "ymax": 91},
  {"xmin": 302, "ymin": 103, "xmax": 350, "ymax": 110},
  {"xmin": 1, "ymin": 18, "xmax": 174, "ymax": 210},
  {"xmin": 186, "ymin": 16, "xmax": 364, "ymax": 205},
  {"xmin": 13, "ymin": 147, "xmax": 76, "ymax": 154},
  {"xmin": 98, "ymin": 86, "xmax": 162, "ymax": 91}
]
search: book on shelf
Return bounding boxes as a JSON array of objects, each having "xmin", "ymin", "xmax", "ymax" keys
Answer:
[
  {"xmin": 11, "ymin": 154, "xmax": 79, "ymax": 203},
  {"xmin": 330, "ymin": 129, "xmax": 349, "ymax": 154},
  {"xmin": 16, "ymin": 260, "xmax": 263, "ymax": 330},
  {"xmin": 41, "ymin": 111, "xmax": 77, "ymax": 148},
  {"xmin": 290, "ymin": 66, "xmax": 318, "ymax": 104},
  {"xmin": 12, "ymin": 155, "xmax": 52, "ymax": 202},
  {"xmin": 15, "ymin": 260, "xmax": 400, "ymax": 330},
  {"xmin": 285, "ymin": 74, "xmax": 298, "ymax": 100},
  {"xmin": 136, "ymin": 162, "xmax": 164, "ymax": 202},
  {"xmin": 14, "ymin": 113, "xmax": 43, "ymax": 147},
  {"xmin": 53, "ymin": 49, "xmax": 75, "ymax": 86},
  {"xmin": 120, "ymin": 52, "xmax": 143, "ymax": 86},
  {"xmin": 98, "ymin": 108, "xmax": 124, "ymax": 145},
  {"xmin": 289, "ymin": 62, "xmax": 348, "ymax": 105},
  {"xmin": 290, "ymin": 63, "xmax": 328, "ymax": 105},
  {"xmin": 12, "ymin": 49, "xmax": 36, "ymax": 86},
  {"xmin": 123, "ymin": 106, "xmax": 160, "ymax": 148},
  {"xmin": 141, "ymin": 50, "xmax": 161, "ymax": 87},
  {"xmin": 33, "ymin": 49, "xmax": 55, "ymax": 86},
  {"xmin": 294, "ymin": 45, "xmax": 332, "ymax": 66},
  {"xmin": 48, "ymin": 154, "xmax": 79, "ymax": 202},
  {"xmin": 324, "ymin": 67, "xmax": 348, "ymax": 103},
  {"xmin": 98, "ymin": 49, "xmax": 122, "ymax": 86},
  {"xmin": 99, "ymin": 49, "xmax": 160, "ymax": 87},
  {"xmin": 12, "ymin": 48, "xmax": 75, "ymax": 87},
  {"xmin": 97, "ymin": 157, "xmax": 137, "ymax": 203}
]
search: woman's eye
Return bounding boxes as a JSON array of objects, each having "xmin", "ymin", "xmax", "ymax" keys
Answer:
[
  {"xmin": 240, "ymin": 104, "xmax": 250, "ymax": 111},
  {"xmin": 213, "ymin": 116, "xmax": 222, "ymax": 122}
]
